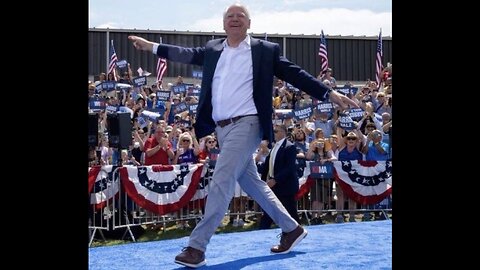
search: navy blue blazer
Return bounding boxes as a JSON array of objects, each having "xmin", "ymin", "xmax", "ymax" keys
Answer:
[
  {"xmin": 260, "ymin": 139, "xmax": 299, "ymax": 196},
  {"xmin": 155, "ymin": 37, "xmax": 332, "ymax": 142}
]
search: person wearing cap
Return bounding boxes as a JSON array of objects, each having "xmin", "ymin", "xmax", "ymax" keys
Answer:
[
  {"xmin": 129, "ymin": 3, "xmax": 358, "ymax": 267},
  {"xmin": 335, "ymin": 128, "xmax": 364, "ymax": 222}
]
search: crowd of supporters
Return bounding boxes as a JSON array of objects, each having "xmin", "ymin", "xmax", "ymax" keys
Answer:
[{"xmin": 88, "ymin": 63, "xmax": 392, "ymax": 227}]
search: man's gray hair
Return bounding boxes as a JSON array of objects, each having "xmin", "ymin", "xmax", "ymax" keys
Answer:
[{"xmin": 223, "ymin": 3, "xmax": 250, "ymax": 19}]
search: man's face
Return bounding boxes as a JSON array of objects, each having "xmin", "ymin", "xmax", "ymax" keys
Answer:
[{"xmin": 223, "ymin": 6, "xmax": 250, "ymax": 37}]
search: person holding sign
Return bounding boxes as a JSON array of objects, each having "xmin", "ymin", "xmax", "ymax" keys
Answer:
[
  {"xmin": 306, "ymin": 138, "xmax": 337, "ymax": 224},
  {"xmin": 128, "ymin": 3, "xmax": 357, "ymax": 267}
]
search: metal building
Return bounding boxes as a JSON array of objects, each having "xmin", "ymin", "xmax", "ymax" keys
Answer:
[{"xmin": 89, "ymin": 28, "xmax": 391, "ymax": 82}]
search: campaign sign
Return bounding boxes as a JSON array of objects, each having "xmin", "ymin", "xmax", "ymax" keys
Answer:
[
  {"xmin": 309, "ymin": 161, "xmax": 333, "ymax": 178},
  {"xmin": 174, "ymin": 102, "xmax": 188, "ymax": 114},
  {"xmin": 350, "ymin": 87, "xmax": 358, "ymax": 95},
  {"xmin": 293, "ymin": 106, "xmax": 313, "ymax": 120},
  {"xmin": 89, "ymin": 97, "xmax": 106, "ymax": 111},
  {"xmin": 136, "ymin": 116, "xmax": 147, "ymax": 129},
  {"xmin": 95, "ymin": 84, "xmax": 103, "ymax": 94},
  {"xmin": 172, "ymin": 84, "xmax": 186, "ymax": 94},
  {"xmin": 141, "ymin": 110, "xmax": 161, "ymax": 122},
  {"xmin": 156, "ymin": 90, "xmax": 171, "ymax": 102},
  {"xmin": 101, "ymin": 81, "xmax": 116, "ymax": 92},
  {"xmin": 186, "ymin": 86, "xmax": 201, "ymax": 97},
  {"xmin": 132, "ymin": 76, "xmax": 147, "ymax": 87},
  {"xmin": 338, "ymin": 112, "xmax": 355, "ymax": 131},
  {"xmin": 106, "ymin": 105, "xmax": 118, "ymax": 114},
  {"xmin": 335, "ymin": 86, "xmax": 350, "ymax": 96},
  {"xmin": 348, "ymin": 108, "xmax": 364, "ymax": 121},
  {"xmin": 275, "ymin": 109, "xmax": 294, "ymax": 119},
  {"xmin": 316, "ymin": 102, "xmax": 334, "ymax": 114},
  {"xmin": 192, "ymin": 70, "xmax": 203, "ymax": 79},
  {"xmin": 189, "ymin": 103, "xmax": 198, "ymax": 116},
  {"xmin": 116, "ymin": 60, "xmax": 128, "ymax": 69},
  {"xmin": 150, "ymin": 101, "xmax": 166, "ymax": 115},
  {"xmin": 208, "ymin": 148, "xmax": 220, "ymax": 167}
]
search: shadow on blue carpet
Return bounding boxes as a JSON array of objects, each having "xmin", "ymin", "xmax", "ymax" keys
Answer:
[{"xmin": 89, "ymin": 220, "xmax": 391, "ymax": 270}]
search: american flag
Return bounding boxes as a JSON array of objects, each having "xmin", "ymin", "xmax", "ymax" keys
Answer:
[
  {"xmin": 375, "ymin": 30, "xmax": 383, "ymax": 88},
  {"xmin": 108, "ymin": 40, "xmax": 118, "ymax": 81},
  {"xmin": 318, "ymin": 30, "xmax": 328, "ymax": 75},
  {"xmin": 156, "ymin": 58, "xmax": 167, "ymax": 83},
  {"xmin": 156, "ymin": 37, "xmax": 167, "ymax": 83}
]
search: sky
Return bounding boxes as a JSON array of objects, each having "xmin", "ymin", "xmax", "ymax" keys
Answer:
[{"xmin": 89, "ymin": 0, "xmax": 392, "ymax": 37}]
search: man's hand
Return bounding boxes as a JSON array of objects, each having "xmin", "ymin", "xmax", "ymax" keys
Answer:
[
  {"xmin": 267, "ymin": 178, "xmax": 276, "ymax": 188},
  {"xmin": 328, "ymin": 90, "xmax": 359, "ymax": 109},
  {"xmin": 128, "ymin": 36, "xmax": 154, "ymax": 52}
]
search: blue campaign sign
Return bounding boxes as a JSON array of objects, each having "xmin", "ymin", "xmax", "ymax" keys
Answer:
[
  {"xmin": 335, "ymin": 86, "xmax": 358, "ymax": 96},
  {"xmin": 293, "ymin": 106, "xmax": 314, "ymax": 120},
  {"xmin": 132, "ymin": 76, "xmax": 147, "ymax": 87},
  {"xmin": 339, "ymin": 112, "xmax": 355, "ymax": 131},
  {"xmin": 156, "ymin": 90, "xmax": 171, "ymax": 102},
  {"xmin": 116, "ymin": 60, "xmax": 127, "ymax": 69},
  {"xmin": 106, "ymin": 105, "xmax": 118, "ymax": 114},
  {"xmin": 275, "ymin": 109, "xmax": 294, "ymax": 119},
  {"xmin": 316, "ymin": 102, "xmax": 334, "ymax": 114},
  {"xmin": 192, "ymin": 70, "xmax": 203, "ymax": 79},
  {"xmin": 348, "ymin": 108, "xmax": 364, "ymax": 121},
  {"xmin": 172, "ymin": 84, "xmax": 186, "ymax": 94},
  {"xmin": 174, "ymin": 102, "xmax": 188, "ymax": 114},
  {"xmin": 102, "ymin": 81, "xmax": 116, "ymax": 92},
  {"xmin": 137, "ymin": 116, "xmax": 147, "ymax": 129},
  {"xmin": 309, "ymin": 161, "xmax": 333, "ymax": 178},
  {"xmin": 350, "ymin": 87, "xmax": 358, "ymax": 95},
  {"xmin": 186, "ymin": 86, "xmax": 201, "ymax": 97},
  {"xmin": 95, "ymin": 84, "xmax": 103, "ymax": 94},
  {"xmin": 89, "ymin": 97, "xmax": 106, "ymax": 111},
  {"xmin": 189, "ymin": 103, "xmax": 198, "ymax": 115},
  {"xmin": 335, "ymin": 86, "xmax": 350, "ymax": 96}
]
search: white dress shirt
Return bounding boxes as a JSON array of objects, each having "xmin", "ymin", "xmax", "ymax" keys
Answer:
[
  {"xmin": 153, "ymin": 35, "xmax": 258, "ymax": 122},
  {"xmin": 268, "ymin": 138, "xmax": 286, "ymax": 178},
  {"xmin": 211, "ymin": 35, "xmax": 257, "ymax": 121}
]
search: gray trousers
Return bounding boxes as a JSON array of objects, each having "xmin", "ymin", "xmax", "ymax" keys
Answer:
[{"xmin": 188, "ymin": 115, "xmax": 299, "ymax": 252}]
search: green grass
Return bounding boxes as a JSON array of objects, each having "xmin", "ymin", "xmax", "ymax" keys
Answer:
[
  {"xmin": 90, "ymin": 211, "xmax": 391, "ymax": 247},
  {"xmin": 90, "ymin": 217, "xmax": 262, "ymax": 248}
]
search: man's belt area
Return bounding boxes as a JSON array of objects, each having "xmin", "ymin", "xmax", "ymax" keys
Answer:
[{"xmin": 216, "ymin": 114, "xmax": 257, "ymax": 128}]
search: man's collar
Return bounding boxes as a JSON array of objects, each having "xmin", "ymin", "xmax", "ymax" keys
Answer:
[
  {"xmin": 275, "ymin": 137, "xmax": 286, "ymax": 146},
  {"xmin": 222, "ymin": 34, "xmax": 251, "ymax": 49}
]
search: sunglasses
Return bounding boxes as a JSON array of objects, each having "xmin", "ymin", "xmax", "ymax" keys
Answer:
[
  {"xmin": 182, "ymin": 139, "xmax": 190, "ymax": 142},
  {"xmin": 207, "ymin": 141, "xmax": 216, "ymax": 143},
  {"xmin": 346, "ymin": 137, "xmax": 357, "ymax": 140}
]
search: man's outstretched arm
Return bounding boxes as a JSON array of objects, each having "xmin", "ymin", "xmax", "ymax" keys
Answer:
[{"xmin": 128, "ymin": 35, "xmax": 205, "ymax": 66}]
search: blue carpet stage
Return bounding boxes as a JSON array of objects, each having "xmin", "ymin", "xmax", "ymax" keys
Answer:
[{"xmin": 89, "ymin": 220, "xmax": 392, "ymax": 269}]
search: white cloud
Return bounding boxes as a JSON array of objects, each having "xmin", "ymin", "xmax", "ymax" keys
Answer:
[{"xmin": 191, "ymin": 8, "xmax": 392, "ymax": 37}]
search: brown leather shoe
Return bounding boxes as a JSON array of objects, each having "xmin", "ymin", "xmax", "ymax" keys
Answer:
[
  {"xmin": 174, "ymin": 246, "xmax": 206, "ymax": 268},
  {"xmin": 271, "ymin": 225, "xmax": 308, "ymax": 254}
]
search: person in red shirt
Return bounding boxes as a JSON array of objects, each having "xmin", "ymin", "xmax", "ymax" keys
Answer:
[{"xmin": 144, "ymin": 127, "xmax": 174, "ymax": 165}]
